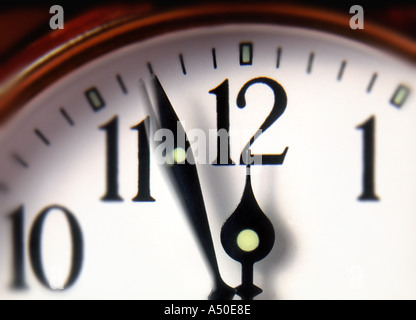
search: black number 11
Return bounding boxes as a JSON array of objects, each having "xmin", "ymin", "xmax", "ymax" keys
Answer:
[{"xmin": 99, "ymin": 116, "xmax": 155, "ymax": 202}]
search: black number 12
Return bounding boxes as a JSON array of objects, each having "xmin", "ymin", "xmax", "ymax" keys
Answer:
[{"xmin": 210, "ymin": 77, "xmax": 289, "ymax": 166}]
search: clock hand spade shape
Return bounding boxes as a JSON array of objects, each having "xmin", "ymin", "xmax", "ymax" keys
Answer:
[
  {"xmin": 221, "ymin": 163, "xmax": 275, "ymax": 300},
  {"xmin": 149, "ymin": 75, "xmax": 235, "ymax": 300}
]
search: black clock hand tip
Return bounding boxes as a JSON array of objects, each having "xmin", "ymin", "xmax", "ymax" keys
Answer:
[{"xmin": 148, "ymin": 75, "xmax": 235, "ymax": 300}]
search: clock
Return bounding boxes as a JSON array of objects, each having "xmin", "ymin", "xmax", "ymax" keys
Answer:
[{"xmin": 0, "ymin": 1, "xmax": 415, "ymax": 300}]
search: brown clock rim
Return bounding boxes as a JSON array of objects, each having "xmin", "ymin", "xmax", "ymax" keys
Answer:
[{"xmin": 0, "ymin": 3, "xmax": 415, "ymax": 124}]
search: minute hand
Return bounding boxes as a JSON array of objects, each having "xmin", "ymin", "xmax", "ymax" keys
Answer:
[{"xmin": 151, "ymin": 76, "xmax": 235, "ymax": 300}]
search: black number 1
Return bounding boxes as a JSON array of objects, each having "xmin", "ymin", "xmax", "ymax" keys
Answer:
[
  {"xmin": 209, "ymin": 79, "xmax": 235, "ymax": 165},
  {"xmin": 100, "ymin": 116, "xmax": 123, "ymax": 201},
  {"xmin": 9, "ymin": 206, "xmax": 26, "ymax": 289},
  {"xmin": 357, "ymin": 115, "xmax": 379, "ymax": 201},
  {"xmin": 131, "ymin": 117, "xmax": 155, "ymax": 202}
]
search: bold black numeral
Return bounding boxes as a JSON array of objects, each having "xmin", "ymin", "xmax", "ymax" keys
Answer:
[
  {"xmin": 8, "ymin": 205, "xmax": 83, "ymax": 290},
  {"xmin": 131, "ymin": 117, "xmax": 155, "ymax": 202},
  {"xmin": 357, "ymin": 116, "xmax": 379, "ymax": 201},
  {"xmin": 9, "ymin": 206, "xmax": 27, "ymax": 289},
  {"xmin": 30, "ymin": 205, "xmax": 83, "ymax": 289},
  {"xmin": 100, "ymin": 116, "xmax": 154, "ymax": 202},
  {"xmin": 100, "ymin": 116, "xmax": 123, "ymax": 201},
  {"xmin": 237, "ymin": 77, "xmax": 289, "ymax": 165},
  {"xmin": 210, "ymin": 77, "xmax": 288, "ymax": 165},
  {"xmin": 209, "ymin": 79, "xmax": 234, "ymax": 165}
]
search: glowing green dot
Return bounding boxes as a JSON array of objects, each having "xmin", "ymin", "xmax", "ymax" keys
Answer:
[
  {"xmin": 237, "ymin": 229, "xmax": 259, "ymax": 252},
  {"xmin": 173, "ymin": 147, "xmax": 186, "ymax": 163}
]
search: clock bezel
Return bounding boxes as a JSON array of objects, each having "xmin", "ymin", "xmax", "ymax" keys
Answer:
[{"xmin": 0, "ymin": 3, "xmax": 414, "ymax": 124}]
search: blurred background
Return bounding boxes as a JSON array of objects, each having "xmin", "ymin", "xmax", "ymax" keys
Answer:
[{"xmin": 0, "ymin": 0, "xmax": 415, "ymax": 64}]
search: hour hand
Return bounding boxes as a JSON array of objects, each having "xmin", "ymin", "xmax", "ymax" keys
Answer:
[{"xmin": 146, "ymin": 75, "xmax": 235, "ymax": 300}]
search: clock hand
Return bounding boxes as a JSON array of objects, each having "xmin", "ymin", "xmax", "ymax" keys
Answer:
[
  {"xmin": 147, "ymin": 75, "xmax": 235, "ymax": 300},
  {"xmin": 221, "ymin": 164, "xmax": 275, "ymax": 300}
]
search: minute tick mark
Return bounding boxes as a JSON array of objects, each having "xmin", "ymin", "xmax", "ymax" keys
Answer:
[
  {"xmin": 276, "ymin": 47, "xmax": 282, "ymax": 69},
  {"xmin": 116, "ymin": 74, "xmax": 128, "ymax": 94},
  {"xmin": 307, "ymin": 52, "xmax": 315, "ymax": 74},
  {"xmin": 212, "ymin": 48, "xmax": 218, "ymax": 69},
  {"xmin": 179, "ymin": 54, "xmax": 187, "ymax": 75},
  {"xmin": 147, "ymin": 62, "xmax": 154, "ymax": 75},
  {"xmin": 366, "ymin": 73, "xmax": 378, "ymax": 93},
  {"xmin": 60, "ymin": 107, "xmax": 75, "ymax": 126},
  {"xmin": 12, "ymin": 153, "xmax": 29, "ymax": 169},
  {"xmin": 337, "ymin": 60, "xmax": 347, "ymax": 81},
  {"xmin": 34, "ymin": 129, "xmax": 50, "ymax": 146}
]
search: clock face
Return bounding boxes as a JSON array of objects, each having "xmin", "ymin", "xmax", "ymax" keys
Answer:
[{"xmin": 0, "ymin": 6, "xmax": 415, "ymax": 299}]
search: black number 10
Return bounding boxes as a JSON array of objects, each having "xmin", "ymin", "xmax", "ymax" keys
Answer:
[{"xmin": 9, "ymin": 205, "xmax": 83, "ymax": 290}]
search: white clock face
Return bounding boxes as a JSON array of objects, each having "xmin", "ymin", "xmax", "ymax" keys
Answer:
[{"xmin": 0, "ymin": 21, "xmax": 415, "ymax": 299}]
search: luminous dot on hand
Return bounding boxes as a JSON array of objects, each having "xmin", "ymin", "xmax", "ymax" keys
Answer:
[
  {"xmin": 168, "ymin": 147, "xmax": 186, "ymax": 164},
  {"xmin": 237, "ymin": 229, "xmax": 259, "ymax": 252}
]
